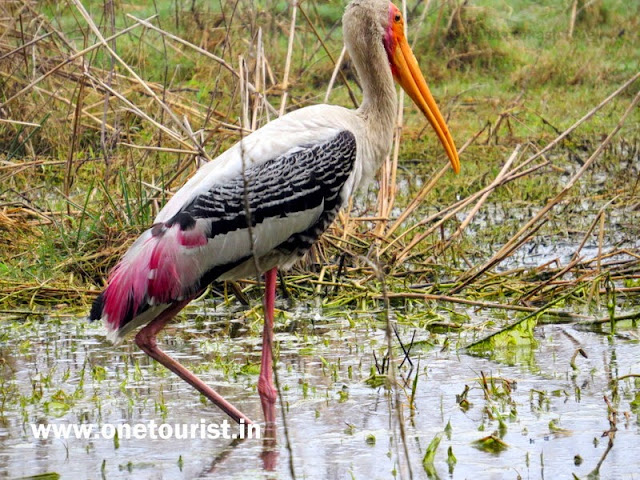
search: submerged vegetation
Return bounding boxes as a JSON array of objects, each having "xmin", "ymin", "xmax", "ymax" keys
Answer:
[{"xmin": 0, "ymin": 0, "xmax": 639, "ymax": 478}]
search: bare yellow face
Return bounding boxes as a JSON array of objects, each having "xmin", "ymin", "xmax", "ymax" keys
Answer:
[{"xmin": 383, "ymin": 3, "xmax": 460, "ymax": 173}]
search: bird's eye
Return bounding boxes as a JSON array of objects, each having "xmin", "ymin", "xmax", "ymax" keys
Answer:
[{"xmin": 395, "ymin": 13, "xmax": 401, "ymax": 22}]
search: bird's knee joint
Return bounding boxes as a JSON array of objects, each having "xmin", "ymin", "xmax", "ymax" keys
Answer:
[
  {"xmin": 135, "ymin": 329, "xmax": 157, "ymax": 353},
  {"xmin": 258, "ymin": 377, "xmax": 277, "ymax": 403}
]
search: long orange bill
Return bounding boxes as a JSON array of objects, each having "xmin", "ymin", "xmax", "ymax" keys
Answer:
[{"xmin": 389, "ymin": 19, "xmax": 460, "ymax": 173}]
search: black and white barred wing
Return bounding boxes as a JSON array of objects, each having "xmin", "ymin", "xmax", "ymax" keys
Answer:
[{"xmin": 184, "ymin": 129, "xmax": 358, "ymax": 279}]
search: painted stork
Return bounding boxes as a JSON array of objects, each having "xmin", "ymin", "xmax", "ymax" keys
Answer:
[{"xmin": 90, "ymin": 0, "xmax": 460, "ymax": 426}]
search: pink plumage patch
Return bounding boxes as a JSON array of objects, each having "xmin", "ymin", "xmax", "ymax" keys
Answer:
[
  {"xmin": 177, "ymin": 229, "xmax": 208, "ymax": 247},
  {"xmin": 100, "ymin": 223, "xmax": 207, "ymax": 333}
]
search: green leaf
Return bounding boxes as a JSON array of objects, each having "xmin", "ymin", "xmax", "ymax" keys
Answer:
[
  {"xmin": 472, "ymin": 434, "xmax": 509, "ymax": 454},
  {"xmin": 423, "ymin": 433, "xmax": 442, "ymax": 478}
]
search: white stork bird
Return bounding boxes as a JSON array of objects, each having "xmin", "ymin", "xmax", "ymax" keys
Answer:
[{"xmin": 90, "ymin": 0, "xmax": 460, "ymax": 426}]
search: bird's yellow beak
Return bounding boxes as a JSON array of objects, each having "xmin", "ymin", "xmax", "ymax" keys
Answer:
[{"xmin": 384, "ymin": 4, "xmax": 460, "ymax": 173}]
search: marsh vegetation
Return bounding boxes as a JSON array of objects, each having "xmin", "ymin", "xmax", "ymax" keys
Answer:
[{"xmin": 0, "ymin": 0, "xmax": 638, "ymax": 478}]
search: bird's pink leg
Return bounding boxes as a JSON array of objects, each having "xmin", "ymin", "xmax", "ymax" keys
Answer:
[
  {"xmin": 258, "ymin": 268, "xmax": 278, "ymax": 424},
  {"xmin": 135, "ymin": 299, "xmax": 253, "ymax": 425}
]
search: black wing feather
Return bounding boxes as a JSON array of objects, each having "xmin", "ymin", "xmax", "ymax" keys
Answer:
[{"xmin": 167, "ymin": 130, "xmax": 357, "ymax": 245}]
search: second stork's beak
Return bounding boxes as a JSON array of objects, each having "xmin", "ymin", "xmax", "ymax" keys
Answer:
[{"xmin": 384, "ymin": 4, "xmax": 460, "ymax": 173}]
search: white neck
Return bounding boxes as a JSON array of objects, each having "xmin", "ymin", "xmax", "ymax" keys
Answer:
[
  {"xmin": 345, "ymin": 40, "xmax": 396, "ymax": 187},
  {"xmin": 342, "ymin": 0, "xmax": 399, "ymax": 182},
  {"xmin": 352, "ymin": 42, "xmax": 397, "ymax": 143}
]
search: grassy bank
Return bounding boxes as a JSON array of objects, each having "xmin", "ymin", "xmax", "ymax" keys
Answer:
[{"xmin": 0, "ymin": 0, "xmax": 638, "ymax": 323}]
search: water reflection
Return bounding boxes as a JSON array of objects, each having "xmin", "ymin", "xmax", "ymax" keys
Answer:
[{"xmin": 0, "ymin": 309, "xmax": 638, "ymax": 479}]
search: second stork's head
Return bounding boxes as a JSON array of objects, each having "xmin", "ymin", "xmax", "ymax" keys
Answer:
[{"xmin": 343, "ymin": 0, "xmax": 460, "ymax": 173}]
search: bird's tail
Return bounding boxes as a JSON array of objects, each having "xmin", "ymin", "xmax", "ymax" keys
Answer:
[{"xmin": 89, "ymin": 224, "xmax": 200, "ymax": 343}]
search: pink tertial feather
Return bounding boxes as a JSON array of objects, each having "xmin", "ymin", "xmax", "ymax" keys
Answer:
[{"xmin": 100, "ymin": 223, "xmax": 207, "ymax": 335}]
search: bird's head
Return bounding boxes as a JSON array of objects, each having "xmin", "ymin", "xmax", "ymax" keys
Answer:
[{"xmin": 344, "ymin": 0, "xmax": 460, "ymax": 173}]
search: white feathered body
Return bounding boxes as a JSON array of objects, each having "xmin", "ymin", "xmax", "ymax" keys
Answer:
[{"xmin": 91, "ymin": 104, "xmax": 394, "ymax": 342}]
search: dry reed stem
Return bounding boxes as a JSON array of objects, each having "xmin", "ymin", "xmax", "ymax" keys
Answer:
[
  {"xmin": 64, "ymin": 65, "xmax": 87, "ymax": 213},
  {"xmin": 127, "ymin": 15, "xmax": 278, "ymax": 117},
  {"xmin": 84, "ymin": 73, "xmax": 194, "ymax": 150},
  {"xmin": 519, "ymin": 256, "xmax": 584, "ymax": 303},
  {"xmin": 298, "ymin": 4, "xmax": 358, "ymax": 108},
  {"xmin": 380, "ymin": 292, "xmax": 590, "ymax": 318},
  {"xmin": 0, "ymin": 16, "xmax": 156, "ymax": 108},
  {"xmin": 324, "ymin": 45, "xmax": 347, "ymax": 104},
  {"xmin": 568, "ymin": 0, "xmax": 579, "ymax": 38},
  {"xmin": 0, "ymin": 32, "xmax": 52, "ymax": 62},
  {"xmin": 410, "ymin": 0, "xmax": 433, "ymax": 49},
  {"xmin": 580, "ymin": 311, "xmax": 640, "ymax": 325},
  {"xmin": 251, "ymin": 28, "xmax": 264, "ymax": 131},
  {"xmin": 118, "ymin": 143, "xmax": 199, "ymax": 155},
  {"xmin": 279, "ymin": 1, "xmax": 298, "ymax": 117},
  {"xmin": 569, "ymin": 195, "xmax": 620, "ymax": 267},
  {"xmin": 0, "ymin": 118, "xmax": 41, "ymax": 127},
  {"xmin": 383, "ymin": 123, "xmax": 487, "ymax": 242},
  {"xmin": 69, "ymin": 0, "xmax": 208, "ymax": 158},
  {"xmin": 451, "ymin": 88, "xmax": 640, "ymax": 294},
  {"xmin": 239, "ymin": 56, "xmax": 251, "ymax": 131},
  {"xmin": 597, "ymin": 209, "xmax": 606, "ymax": 274},
  {"xmin": 391, "ymin": 151, "xmax": 547, "ymax": 262},
  {"xmin": 385, "ymin": 69, "xmax": 639, "ymax": 258},
  {"xmin": 375, "ymin": 88, "xmax": 404, "ymax": 236},
  {"xmin": 433, "ymin": 144, "xmax": 521, "ymax": 255}
]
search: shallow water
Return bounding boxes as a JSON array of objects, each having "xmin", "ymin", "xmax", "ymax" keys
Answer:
[{"xmin": 0, "ymin": 304, "xmax": 638, "ymax": 479}]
